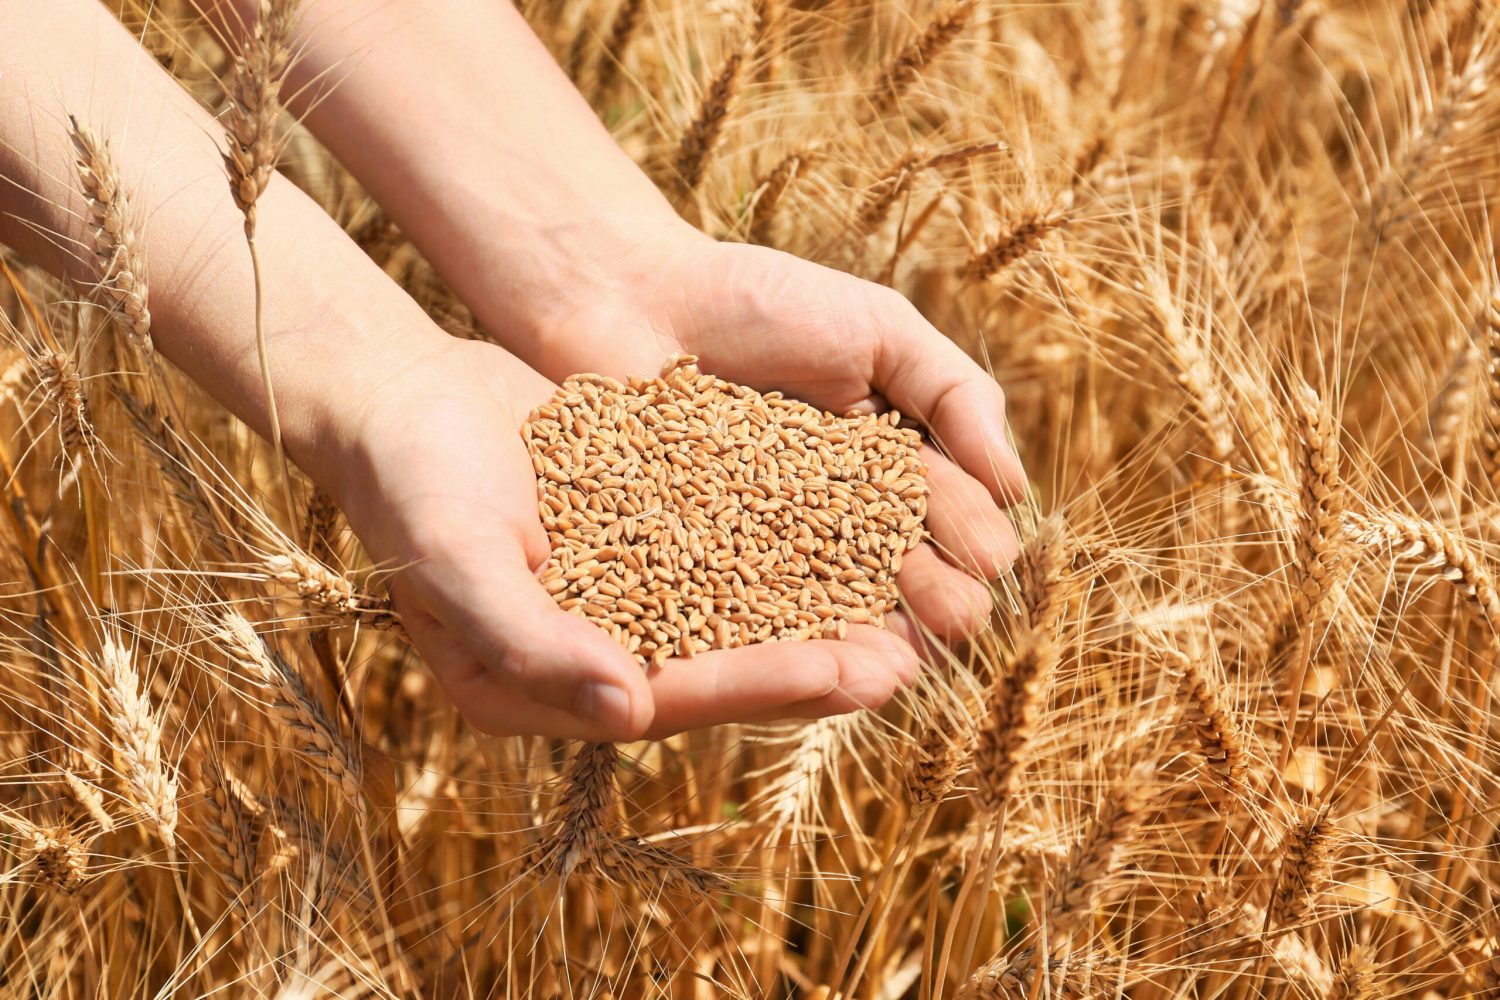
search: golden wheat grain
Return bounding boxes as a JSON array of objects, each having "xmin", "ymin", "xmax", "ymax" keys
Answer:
[{"xmin": 526, "ymin": 357, "xmax": 927, "ymax": 666}]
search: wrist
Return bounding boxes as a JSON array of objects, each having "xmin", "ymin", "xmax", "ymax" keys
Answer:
[{"xmin": 455, "ymin": 201, "xmax": 710, "ymax": 373}]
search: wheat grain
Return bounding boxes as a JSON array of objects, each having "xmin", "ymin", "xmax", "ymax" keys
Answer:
[{"xmin": 525, "ymin": 357, "xmax": 927, "ymax": 666}]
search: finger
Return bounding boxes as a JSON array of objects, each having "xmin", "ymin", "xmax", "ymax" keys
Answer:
[
  {"xmin": 406, "ymin": 552, "xmax": 656, "ymax": 741},
  {"xmin": 767, "ymin": 625, "xmax": 920, "ymax": 721},
  {"xmin": 640, "ymin": 641, "xmax": 841, "ymax": 737},
  {"xmin": 735, "ymin": 626, "xmax": 919, "ymax": 724},
  {"xmin": 885, "ymin": 609, "xmax": 944, "ymax": 664},
  {"xmin": 393, "ymin": 594, "xmax": 620, "ymax": 739},
  {"xmin": 642, "ymin": 625, "xmax": 917, "ymax": 737},
  {"xmin": 896, "ymin": 542, "xmax": 995, "ymax": 640},
  {"xmin": 921, "ymin": 446, "xmax": 1020, "ymax": 578},
  {"xmin": 869, "ymin": 290, "xmax": 1026, "ymax": 504}
]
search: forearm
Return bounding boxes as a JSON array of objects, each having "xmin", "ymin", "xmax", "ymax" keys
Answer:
[
  {"xmin": 0, "ymin": 0, "xmax": 445, "ymax": 489},
  {"xmin": 210, "ymin": 0, "xmax": 702, "ymax": 363}
]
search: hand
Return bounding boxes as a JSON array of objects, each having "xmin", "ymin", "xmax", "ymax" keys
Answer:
[
  {"xmin": 330, "ymin": 337, "xmax": 919, "ymax": 742},
  {"xmin": 514, "ymin": 233, "xmax": 1025, "ymax": 656}
]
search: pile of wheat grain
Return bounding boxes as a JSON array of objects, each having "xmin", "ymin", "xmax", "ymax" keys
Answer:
[
  {"xmin": 524, "ymin": 356, "xmax": 928, "ymax": 666},
  {"xmin": 4, "ymin": 0, "xmax": 1500, "ymax": 996}
]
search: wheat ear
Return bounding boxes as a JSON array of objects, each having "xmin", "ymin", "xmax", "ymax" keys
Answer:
[
  {"xmin": 748, "ymin": 147, "xmax": 814, "ymax": 246},
  {"xmin": 1328, "ymin": 944, "xmax": 1376, "ymax": 1000},
  {"xmin": 205, "ymin": 610, "xmax": 364, "ymax": 810},
  {"xmin": 1267, "ymin": 805, "xmax": 1342, "ymax": 929},
  {"xmin": 871, "ymin": 0, "xmax": 974, "ymax": 115},
  {"xmin": 1343, "ymin": 509, "xmax": 1500, "ymax": 631},
  {"xmin": 674, "ymin": 38, "xmax": 749, "ymax": 196},
  {"xmin": 97, "ymin": 636, "xmax": 178, "ymax": 848},
  {"xmin": 261, "ymin": 551, "xmax": 406, "ymax": 637},
  {"xmin": 66, "ymin": 117, "xmax": 152, "ymax": 354},
  {"xmin": 964, "ymin": 212, "xmax": 1068, "ymax": 282},
  {"xmin": 1480, "ymin": 292, "xmax": 1500, "ymax": 485},
  {"xmin": 594, "ymin": 0, "xmax": 644, "ymax": 94},
  {"xmin": 198, "ymin": 750, "xmax": 262, "ymax": 911},
  {"xmin": 33, "ymin": 349, "xmax": 97, "ymax": 462},
  {"xmin": 25, "ymin": 823, "xmax": 89, "ymax": 895},
  {"xmin": 1168, "ymin": 648, "xmax": 1248, "ymax": 800},
  {"xmin": 1044, "ymin": 764, "xmax": 1153, "ymax": 935}
]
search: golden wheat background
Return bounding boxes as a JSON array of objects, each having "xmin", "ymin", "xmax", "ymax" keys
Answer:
[{"xmin": 1, "ymin": 0, "xmax": 1498, "ymax": 996}]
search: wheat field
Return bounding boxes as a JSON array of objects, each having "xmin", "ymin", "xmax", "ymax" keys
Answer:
[{"xmin": 1, "ymin": 0, "xmax": 1498, "ymax": 996}]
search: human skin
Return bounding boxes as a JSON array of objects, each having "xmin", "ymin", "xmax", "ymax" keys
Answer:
[{"xmin": 0, "ymin": 0, "xmax": 1023, "ymax": 742}]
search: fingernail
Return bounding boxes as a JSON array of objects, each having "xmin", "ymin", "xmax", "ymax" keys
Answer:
[{"xmin": 576, "ymin": 681, "xmax": 631, "ymax": 729}]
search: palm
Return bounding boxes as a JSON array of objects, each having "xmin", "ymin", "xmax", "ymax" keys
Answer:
[
  {"xmin": 335, "ymin": 339, "xmax": 921, "ymax": 740},
  {"xmin": 535, "ymin": 242, "xmax": 1024, "ymax": 654}
]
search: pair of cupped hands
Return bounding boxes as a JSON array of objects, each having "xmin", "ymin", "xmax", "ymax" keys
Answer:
[{"xmin": 343, "ymin": 227, "xmax": 1025, "ymax": 743}]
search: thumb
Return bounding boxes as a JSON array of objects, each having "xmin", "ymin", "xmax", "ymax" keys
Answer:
[{"xmin": 432, "ymin": 556, "xmax": 656, "ymax": 739}]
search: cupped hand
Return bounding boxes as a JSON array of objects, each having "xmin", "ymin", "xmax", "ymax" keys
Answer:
[
  {"xmin": 330, "ymin": 337, "xmax": 919, "ymax": 742},
  {"xmin": 519, "ymin": 234, "xmax": 1026, "ymax": 654}
]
